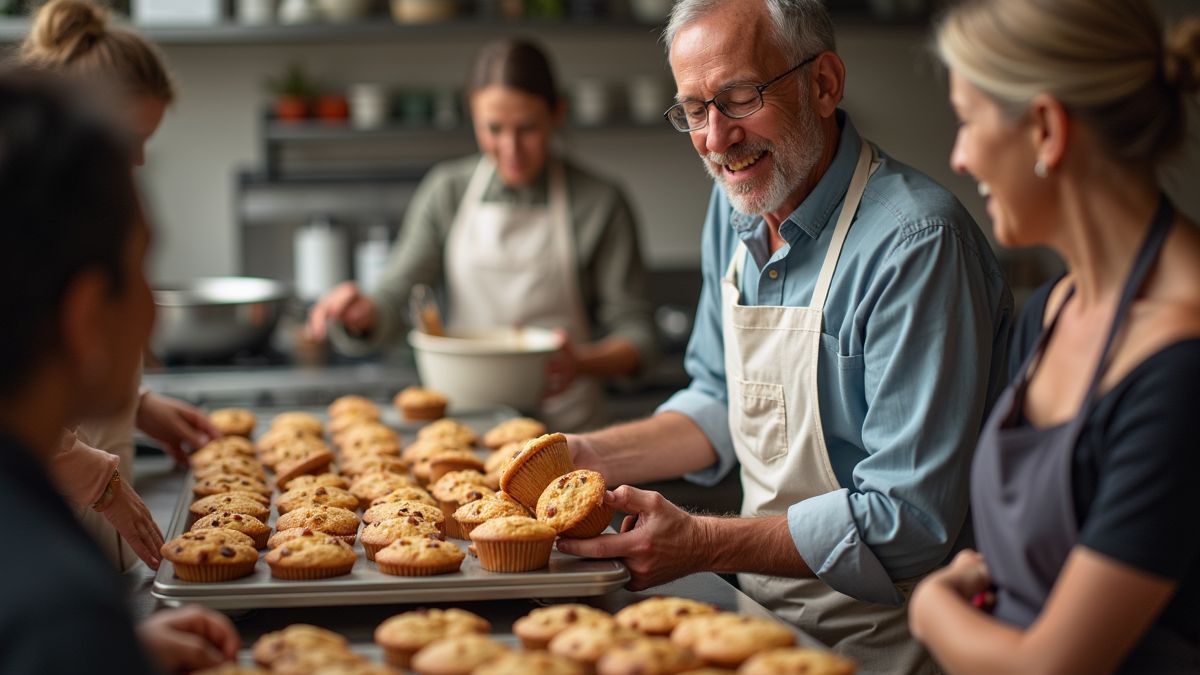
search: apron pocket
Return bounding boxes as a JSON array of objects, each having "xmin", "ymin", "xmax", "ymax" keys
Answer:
[{"xmin": 734, "ymin": 380, "xmax": 788, "ymax": 463}]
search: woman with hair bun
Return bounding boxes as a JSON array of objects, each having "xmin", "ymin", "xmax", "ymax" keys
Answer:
[
  {"xmin": 909, "ymin": 1, "xmax": 1200, "ymax": 672},
  {"xmin": 17, "ymin": 0, "xmax": 220, "ymax": 572}
]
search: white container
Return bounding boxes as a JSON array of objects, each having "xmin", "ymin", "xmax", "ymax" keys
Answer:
[
  {"xmin": 572, "ymin": 78, "xmax": 610, "ymax": 127},
  {"xmin": 628, "ymin": 75, "xmax": 668, "ymax": 125},
  {"xmin": 132, "ymin": 0, "xmax": 222, "ymax": 25},
  {"xmin": 349, "ymin": 83, "xmax": 389, "ymax": 130},
  {"xmin": 294, "ymin": 216, "xmax": 348, "ymax": 301},
  {"xmin": 409, "ymin": 327, "xmax": 559, "ymax": 411},
  {"xmin": 278, "ymin": 0, "xmax": 319, "ymax": 24},
  {"xmin": 236, "ymin": 0, "xmax": 274, "ymax": 24},
  {"xmin": 354, "ymin": 224, "xmax": 391, "ymax": 293}
]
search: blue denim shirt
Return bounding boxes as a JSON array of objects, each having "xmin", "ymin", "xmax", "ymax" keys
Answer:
[{"xmin": 658, "ymin": 113, "xmax": 1013, "ymax": 604}]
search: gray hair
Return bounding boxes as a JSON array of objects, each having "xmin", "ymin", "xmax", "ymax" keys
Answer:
[{"xmin": 663, "ymin": 0, "xmax": 836, "ymax": 65}]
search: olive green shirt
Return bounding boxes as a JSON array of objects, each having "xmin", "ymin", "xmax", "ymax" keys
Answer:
[{"xmin": 331, "ymin": 153, "xmax": 659, "ymax": 370}]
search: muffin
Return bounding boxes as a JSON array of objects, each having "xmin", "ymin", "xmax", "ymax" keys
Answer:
[
  {"xmin": 430, "ymin": 472, "xmax": 494, "ymax": 539},
  {"xmin": 548, "ymin": 622, "xmax": 644, "ymax": 670},
  {"xmin": 269, "ymin": 411, "xmax": 324, "ymax": 436},
  {"xmin": 192, "ymin": 456, "xmax": 266, "ymax": 482},
  {"xmin": 483, "ymin": 417, "xmax": 547, "ymax": 449},
  {"xmin": 362, "ymin": 499, "xmax": 445, "ymax": 529},
  {"xmin": 277, "ymin": 485, "xmax": 359, "ymax": 515},
  {"xmin": 309, "ymin": 661, "xmax": 400, "ymax": 675},
  {"xmin": 403, "ymin": 437, "xmax": 468, "ymax": 465},
  {"xmin": 161, "ymin": 528, "xmax": 257, "ymax": 582},
  {"xmin": 669, "ymin": 613, "xmax": 795, "ymax": 668},
  {"xmin": 370, "ymin": 486, "xmax": 438, "ymax": 509},
  {"xmin": 350, "ymin": 471, "xmax": 420, "ymax": 506},
  {"xmin": 275, "ymin": 504, "xmax": 361, "ymax": 542},
  {"xmin": 192, "ymin": 436, "xmax": 257, "ymax": 468},
  {"xmin": 329, "ymin": 409, "xmax": 382, "ymax": 436},
  {"xmin": 360, "ymin": 516, "xmax": 443, "ymax": 560},
  {"xmin": 252, "ymin": 624, "xmax": 350, "ymax": 669},
  {"xmin": 339, "ymin": 425, "xmax": 402, "ymax": 458},
  {"xmin": 375, "ymin": 533, "xmax": 465, "ymax": 576},
  {"xmin": 191, "ymin": 510, "xmax": 272, "ymax": 549},
  {"xmin": 374, "ymin": 608, "xmax": 490, "ymax": 669},
  {"xmin": 263, "ymin": 437, "xmax": 332, "ymax": 471},
  {"xmin": 192, "ymin": 473, "xmax": 273, "ymax": 499},
  {"xmin": 452, "ymin": 492, "xmax": 530, "ymax": 539},
  {"xmin": 416, "ymin": 418, "xmax": 477, "ymax": 446},
  {"xmin": 328, "ymin": 394, "xmax": 380, "ymax": 419},
  {"xmin": 485, "ymin": 441, "xmax": 523, "ymax": 475},
  {"xmin": 469, "ymin": 516, "xmax": 556, "ymax": 572},
  {"xmin": 265, "ymin": 530, "xmax": 357, "ymax": 579},
  {"xmin": 536, "ymin": 470, "xmax": 612, "ymax": 538},
  {"xmin": 281, "ymin": 472, "xmax": 350, "ymax": 492},
  {"xmin": 394, "ymin": 386, "xmax": 448, "ymax": 421},
  {"xmin": 615, "ymin": 597, "xmax": 718, "ymax": 636},
  {"xmin": 273, "ymin": 446, "xmax": 336, "ymax": 490},
  {"xmin": 427, "ymin": 452, "xmax": 487, "ymax": 485},
  {"xmin": 410, "ymin": 634, "xmax": 510, "ymax": 675},
  {"xmin": 209, "ymin": 408, "xmax": 257, "ymax": 438},
  {"xmin": 189, "ymin": 493, "xmax": 270, "ymax": 523},
  {"xmin": 256, "ymin": 425, "xmax": 322, "ymax": 456},
  {"xmin": 473, "ymin": 652, "xmax": 583, "ymax": 675},
  {"xmin": 274, "ymin": 651, "xmax": 377, "ymax": 675},
  {"xmin": 499, "ymin": 433, "xmax": 576, "ymax": 510},
  {"xmin": 192, "ymin": 665, "xmax": 269, "ymax": 675},
  {"xmin": 339, "ymin": 454, "xmax": 409, "ymax": 478},
  {"xmin": 738, "ymin": 648, "xmax": 857, "ymax": 675},
  {"xmin": 595, "ymin": 636, "xmax": 703, "ymax": 675},
  {"xmin": 513, "ymin": 604, "xmax": 615, "ymax": 650}
]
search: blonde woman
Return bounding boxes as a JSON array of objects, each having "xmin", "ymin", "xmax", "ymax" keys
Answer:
[
  {"xmin": 910, "ymin": 1, "xmax": 1200, "ymax": 672},
  {"xmin": 19, "ymin": 0, "xmax": 220, "ymax": 571}
]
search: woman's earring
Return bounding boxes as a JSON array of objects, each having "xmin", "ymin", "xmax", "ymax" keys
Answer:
[{"xmin": 1034, "ymin": 160, "xmax": 1049, "ymax": 178}]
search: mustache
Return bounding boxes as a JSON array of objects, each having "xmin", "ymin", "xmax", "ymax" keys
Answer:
[{"xmin": 705, "ymin": 139, "xmax": 772, "ymax": 166}]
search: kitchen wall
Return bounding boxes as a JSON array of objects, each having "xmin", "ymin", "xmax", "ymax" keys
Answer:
[{"xmin": 139, "ymin": 12, "xmax": 1199, "ymax": 284}]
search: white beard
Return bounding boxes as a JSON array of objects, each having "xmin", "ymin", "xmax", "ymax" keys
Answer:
[{"xmin": 702, "ymin": 102, "xmax": 824, "ymax": 216}]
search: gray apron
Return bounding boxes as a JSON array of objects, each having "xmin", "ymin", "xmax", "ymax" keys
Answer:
[{"xmin": 972, "ymin": 196, "xmax": 1199, "ymax": 673}]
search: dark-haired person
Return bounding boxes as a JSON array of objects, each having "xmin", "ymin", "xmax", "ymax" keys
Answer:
[
  {"xmin": 909, "ymin": 1, "xmax": 1200, "ymax": 672},
  {"xmin": 18, "ymin": 0, "xmax": 221, "ymax": 572},
  {"xmin": 0, "ymin": 71, "xmax": 237, "ymax": 674},
  {"xmin": 307, "ymin": 38, "xmax": 657, "ymax": 431}
]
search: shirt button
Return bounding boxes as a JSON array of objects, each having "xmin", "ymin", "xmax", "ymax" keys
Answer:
[{"xmin": 768, "ymin": 269, "xmax": 779, "ymax": 280}]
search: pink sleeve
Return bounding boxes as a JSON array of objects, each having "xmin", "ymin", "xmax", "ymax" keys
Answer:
[{"xmin": 46, "ymin": 429, "xmax": 120, "ymax": 510}]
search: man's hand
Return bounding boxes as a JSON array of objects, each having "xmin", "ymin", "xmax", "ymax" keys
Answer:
[
  {"xmin": 136, "ymin": 605, "xmax": 240, "ymax": 674},
  {"xmin": 136, "ymin": 392, "xmax": 219, "ymax": 466},
  {"xmin": 555, "ymin": 485, "xmax": 711, "ymax": 591},
  {"xmin": 563, "ymin": 433, "xmax": 608, "ymax": 481},
  {"xmin": 306, "ymin": 281, "xmax": 378, "ymax": 340},
  {"xmin": 98, "ymin": 476, "xmax": 164, "ymax": 570}
]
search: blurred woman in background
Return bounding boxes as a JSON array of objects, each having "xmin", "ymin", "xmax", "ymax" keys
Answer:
[
  {"xmin": 18, "ymin": 0, "xmax": 221, "ymax": 571},
  {"xmin": 910, "ymin": 1, "xmax": 1200, "ymax": 672},
  {"xmin": 308, "ymin": 38, "xmax": 658, "ymax": 431}
]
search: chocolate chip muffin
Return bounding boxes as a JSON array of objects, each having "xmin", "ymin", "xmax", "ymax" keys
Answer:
[
  {"xmin": 162, "ymin": 528, "xmax": 257, "ymax": 581},
  {"xmin": 252, "ymin": 624, "xmax": 349, "ymax": 669},
  {"xmin": 536, "ymin": 470, "xmax": 612, "ymax": 538},
  {"xmin": 498, "ymin": 433, "xmax": 576, "ymax": 510},
  {"xmin": 362, "ymin": 499, "xmax": 445, "ymax": 529},
  {"xmin": 370, "ymin": 486, "xmax": 438, "ymax": 509},
  {"xmin": 192, "ymin": 473, "xmax": 273, "ymax": 499},
  {"xmin": 410, "ymin": 634, "xmax": 510, "ymax": 675},
  {"xmin": 209, "ymin": 408, "xmax": 257, "ymax": 438},
  {"xmin": 415, "ymin": 418, "xmax": 477, "ymax": 446},
  {"xmin": 669, "ymin": 613, "xmax": 795, "ymax": 668},
  {"xmin": 189, "ymin": 493, "xmax": 270, "ymax": 523},
  {"xmin": 265, "ymin": 530, "xmax": 357, "ymax": 579},
  {"xmin": 482, "ymin": 417, "xmax": 547, "ymax": 450},
  {"xmin": 276, "ymin": 485, "xmax": 359, "ymax": 515},
  {"xmin": 738, "ymin": 648, "xmax": 857, "ymax": 675},
  {"xmin": 452, "ymin": 492, "xmax": 530, "ymax": 539},
  {"xmin": 468, "ymin": 516, "xmax": 556, "ymax": 573},
  {"xmin": 595, "ymin": 636, "xmax": 703, "ymax": 675},
  {"xmin": 513, "ymin": 604, "xmax": 615, "ymax": 650},
  {"xmin": 360, "ymin": 516, "xmax": 443, "ymax": 561},
  {"xmin": 615, "ymin": 597, "xmax": 718, "ymax": 636},
  {"xmin": 394, "ymin": 386, "xmax": 448, "ymax": 421},
  {"xmin": 374, "ymin": 608, "xmax": 490, "ymax": 669},
  {"xmin": 191, "ymin": 510, "xmax": 271, "ymax": 549},
  {"xmin": 375, "ymin": 533, "xmax": 465, "ymax": 576},
  {"xmin": 350, "ymin": 471, "xmax": 420, "ymax": 506},
  {"xmin": 274, "ymin": 504, "xmax": 361, "ymax": 542},
  {"xmin": 280, "ymin": 472, "xmax": 350, "ymax": 492}
]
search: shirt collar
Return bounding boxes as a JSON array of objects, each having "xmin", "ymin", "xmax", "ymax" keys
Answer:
[{"xmin": 729, "ymin": 110, "xmax": 862, "ymax": 242}]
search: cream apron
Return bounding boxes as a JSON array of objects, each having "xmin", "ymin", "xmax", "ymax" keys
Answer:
[
  {"xmin": 723, "ymin": 142, "xmax": 936, "ymax": 675},
  {"xmin": 445, "ymin": 157, "xmax": 605, "ymax": 431}
]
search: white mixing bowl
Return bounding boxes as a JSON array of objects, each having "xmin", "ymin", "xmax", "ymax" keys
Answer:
[{"xmin": 408, "ymin": 327, "xmax": 560, "ymax": 412}]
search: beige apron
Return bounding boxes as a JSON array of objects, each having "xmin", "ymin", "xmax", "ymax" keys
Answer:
[
  {"xmin": 723, "ymin": 142, "xmax": 936, "ymax": 675},
  {"xmin": 445, "ymin": 157, "xmax": 605, "ymax": 431}
]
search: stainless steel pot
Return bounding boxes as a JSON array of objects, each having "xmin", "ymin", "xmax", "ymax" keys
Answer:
[{"xmin": 151, "ymin": 276, "xmax": 290, "ymax": 361}]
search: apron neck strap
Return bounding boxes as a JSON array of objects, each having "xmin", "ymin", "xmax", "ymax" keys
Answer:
[{"xmin": 809, "ymin": 141, "xmax": 877, "ymax": 311}]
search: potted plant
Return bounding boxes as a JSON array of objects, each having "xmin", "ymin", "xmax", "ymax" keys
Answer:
[{"xmin": 266, "ymin": 64, "xmax": 317, "ymax": 122}]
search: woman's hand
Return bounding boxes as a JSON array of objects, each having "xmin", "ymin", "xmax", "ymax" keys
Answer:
[
  {"xmin": 933, "ymin": 549, "xmax": 993, "ymax": 600},
  {"xmin": 136, "ymin": 392, "xmax": 219, "ymax": 466},
  {"xmin": 544, "ymin": 329, "xmax": 581, "ymax": 396},
  {"xmin": 136, "ymin": 605, "xmax": 240, "ymax": 674},
  {"xmin": 910, "ymin": 549, "xmax": 993, "ymax": 642},
  {"xmin": 306, "ymin": 281, "xmax": 378, "ymax": 340},
  {"xmin": 97, "ymin": 476, "xmax": 164, "ymax": 570}
]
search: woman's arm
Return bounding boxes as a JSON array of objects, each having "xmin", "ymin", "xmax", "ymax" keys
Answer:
[{"xmin": 911, "ymin": 547, "xmax": 1176, "ymax": 675}]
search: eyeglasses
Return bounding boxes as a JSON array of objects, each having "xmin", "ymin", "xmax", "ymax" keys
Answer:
[{"xmin": 663, "ymin": 54, "xmax": 819, "ymax": 133}]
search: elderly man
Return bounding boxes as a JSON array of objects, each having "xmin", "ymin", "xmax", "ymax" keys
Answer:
[{"xmin": 557, "ymin": 1, "xmax": 1012, "ymax": 672}]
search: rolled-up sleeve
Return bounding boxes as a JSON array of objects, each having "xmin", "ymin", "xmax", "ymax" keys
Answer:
[
  {"xmin": 657, "ymin": 187, "xmax": 737, "ymax": 486},
  {"xmin": 789, "ymin": 218, "xmax": 1007, "ymax": 604}
]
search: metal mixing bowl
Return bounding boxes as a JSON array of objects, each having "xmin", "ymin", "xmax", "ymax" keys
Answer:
[{"xmin": 151, "ymin": 276, "xmax": 290, "ymax": 361}]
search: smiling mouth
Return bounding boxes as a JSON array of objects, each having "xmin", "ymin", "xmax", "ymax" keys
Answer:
[{"xmin": 725, "ymin": 150, "xmax": 766, "ymax": 173}]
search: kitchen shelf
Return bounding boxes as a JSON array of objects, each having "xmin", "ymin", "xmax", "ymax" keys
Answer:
[{"xmin": 263, "ymin": 118, "xmax": 667, "ymax": 141}]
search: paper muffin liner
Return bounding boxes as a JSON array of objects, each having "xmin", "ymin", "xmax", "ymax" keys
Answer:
[
  {"xmin": 375, "ymin": 557, "xmax": 463, "ymax": 576},
  {"xmin": 439, "ymin": 502, "xmax": 470, "ymax": 539},
  {"xmin": 268, "ymin": 560, "xmax": 355, "ymax": 580},
  {"xmin": 173, "ymin": 560, "xmax": 256, "ymax": 582},
  {"xmin": 361, "ymin": 541, "xmax": 386, "ymax": 561},
  {"xmin": 502, "ymin": 442, "xmax": 577, "ymax": 510},
  {"xmin": 560, "ymin": 502, "xmax": 614, "ymax": 539},
  {"xmin": 456, "ymin": 519, "xmax": 482, "ymax": 540},
  {"xmin": 382, "ymin": 649, "xmax": 415, "ymax": 670},
  {"xmin": 401, "ymin": 404, "xmax": 445, "ymax": 421},
  {"xmin": 475, "ymin": 537, "xmax": 554, "ymax": 573}
]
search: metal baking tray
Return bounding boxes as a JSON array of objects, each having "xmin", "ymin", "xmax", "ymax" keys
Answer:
[{"xmin": 152, "ymin": 404, "xmax": 630, "ymax": 609}]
